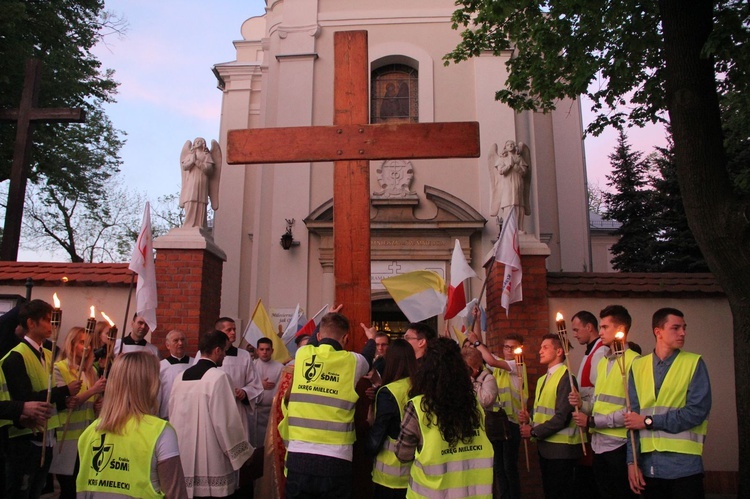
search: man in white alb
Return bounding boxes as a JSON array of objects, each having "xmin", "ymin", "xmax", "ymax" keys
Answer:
[
  {"xmin": 252, "ymin": 337, "xmax": 283, "ymax": 447},
  {"xmin": 113, "ymin": 313, "xmax": 159, "ymax": 357},
  {"xmin": 158, "ymin": 330, "xmax": 194, "ymax": 419}
]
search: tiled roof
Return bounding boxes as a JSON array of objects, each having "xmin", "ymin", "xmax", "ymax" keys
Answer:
[
  {"xmin": 0, "ymin": 262, "xmax": 132, "ymax": 286},
  {"xmin": 547, "ymin": 272, "xmax": 724, "ymax": 297}
]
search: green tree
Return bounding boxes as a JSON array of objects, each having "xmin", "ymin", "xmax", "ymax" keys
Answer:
[
  {"xmin": 604, "ymin": 131, "xmax": 659, "ymax": 272},
  {"xmin": 447, "ymin": 0, "xmax": 750, "ymax": 490},
  {"xmin": 0, "ymin": 1, "xmax": 125, "ymax": 213},
  {"xmin": 648, "ymin": 137, "xmax": 709, "ymax": 272}
]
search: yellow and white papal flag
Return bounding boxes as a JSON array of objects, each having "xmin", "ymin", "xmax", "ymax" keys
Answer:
[
  {"xmin": 381, "ymin": 270, "xmax": 448, "ymax": 323},
  {"xmin": 243, "ymin": 299, "xmax": 291, "ymax": 363}
]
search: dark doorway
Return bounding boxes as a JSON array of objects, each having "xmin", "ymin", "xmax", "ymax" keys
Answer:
[{"xmin": 371, "ymin": 298, "xmax": 437, "ymax": 337}]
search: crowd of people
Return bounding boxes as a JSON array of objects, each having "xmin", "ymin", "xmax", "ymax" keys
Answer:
[{"xmin": 0, "ymin": 299, "xmax": 711, "ymax": 499}]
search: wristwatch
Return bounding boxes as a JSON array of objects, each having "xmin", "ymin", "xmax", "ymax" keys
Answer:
[
  {"xmin": 473, "ymin": 340, "xmax": 482, "ymax": 348},
  {"xmin": 644, "ymin": 416, "xmax": 654, "ymax": 430}
]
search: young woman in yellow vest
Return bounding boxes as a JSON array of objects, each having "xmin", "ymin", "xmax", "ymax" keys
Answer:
[
  {"xmin": 366, "ymin": 338, "xmax": 418, "ymax": 499},
  {"xmin": 77, "ymin": 351, "xmax": 188, "ymax": 498},
  {"xmin": 49, "ymin": 327, "xmax": 107, "ymax": 498},
  {"xmin": 395, "ymin": 337, "xmax": 494, "ymax": 499}
]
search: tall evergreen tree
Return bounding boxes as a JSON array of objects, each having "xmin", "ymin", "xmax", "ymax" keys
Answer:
[
  {"xmin": 649, "ymin": 136, "xmax": 710, "ymax": 272},
  {"xmin": 604, "ymin": 131, "xmax": 659, "ymax": 272}
]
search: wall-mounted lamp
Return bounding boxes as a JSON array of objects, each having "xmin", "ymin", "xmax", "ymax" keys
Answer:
[{"xmin": 280, "ymin": 218, "xmax": 300, "ymax": 250}]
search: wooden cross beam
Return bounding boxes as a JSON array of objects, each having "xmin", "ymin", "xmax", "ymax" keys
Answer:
[
  {"xmin": 226, "ymin": 31, "xmax": 480, "ymax": 351},
  {"xmin": 0, "ymin": 59, "xmax": 86, "ymax": 261}
]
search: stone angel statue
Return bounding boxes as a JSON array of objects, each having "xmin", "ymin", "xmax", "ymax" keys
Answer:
[
  {"xmin": 488, "ymin": 140, "xmax": 532, "ymax": 232},
  {"xmin": 179, "ymin": 138, "xmax": 222, "ymax": 229}
]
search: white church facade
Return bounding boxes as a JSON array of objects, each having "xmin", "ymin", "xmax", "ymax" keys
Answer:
[{"xmin": 211, "ymin": 0, "xmax": 592, "ymax": 326}]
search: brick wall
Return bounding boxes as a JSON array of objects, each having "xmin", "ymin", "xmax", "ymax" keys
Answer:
[
  {"xmin": 154, "ymin": 248, "xmax": 223, "ymax": 357},
  {"xmin": 486, "ymin": 253, "xmax": 549, "ymax": 498}
]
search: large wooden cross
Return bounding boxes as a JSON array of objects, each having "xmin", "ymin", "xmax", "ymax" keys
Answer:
[
  {"xmin": 0, "ymin": 59, "xmax": 86, "ymax": 261},
  {"xmin": 226, "ymin": 31, "xmax": 480, "ymax": 351}
]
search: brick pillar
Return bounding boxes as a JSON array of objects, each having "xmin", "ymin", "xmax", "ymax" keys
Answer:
[
  {"xmin": 485, "ymin": 238, "xmax": 550, "ymax": 498},
  {"xmin": 153, "ymin": 228, "xmax": 227, "ymax": 357}
]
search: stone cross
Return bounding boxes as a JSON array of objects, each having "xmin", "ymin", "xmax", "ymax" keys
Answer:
[
  {"xmin": 226, "ymin": 31, "xmax": 480, "ymax": 350},
  {"xmin": 0, "ymin": 59, "xmax": 86, "ymax": 261}
]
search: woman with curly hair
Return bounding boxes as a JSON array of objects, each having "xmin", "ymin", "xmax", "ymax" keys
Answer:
[{"xmin": 395, "ymin": 337, "xmax": 494, "ymax": 498}]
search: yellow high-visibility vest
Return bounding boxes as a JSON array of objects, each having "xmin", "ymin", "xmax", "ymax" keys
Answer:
[
  {"xmin": 372, "ymin": 377, "xmax": 412, "ymax": 489},
  {"xmin": 631, "ymin": 351, "xmax": 707, "ymax": 456},
  {"xmin": 286, "ymin": 344, "xmax": 359, "ymax": 445},
  {"xmin": 77, "ymin": 415, "xmax": 167, "ymax": 498},
  {"xmin": 591, "ymin": 349, "xmax": 640, "ymax": 439},
  {"xmin": 532, "ymin": 365, "xmax": 584, "ymax": 445},
  {"xmin": 407, "ymin": 395, "xmax": 493, "ymax": 499},
  {"xmin": 1, "ymin": 342, "xmax": 61, "ymax": 438}
]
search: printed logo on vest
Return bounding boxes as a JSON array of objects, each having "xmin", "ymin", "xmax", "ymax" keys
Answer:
[
  {"xmin": 90, "ymin": 433, "xmax": 114, "ymax": 473},
  {"xmin": 304, "ymin": 354, "xmax": 323, "ymax": 383}
]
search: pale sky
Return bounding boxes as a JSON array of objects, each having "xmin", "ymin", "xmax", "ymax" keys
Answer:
[{"xmin": 18, "ymin": 0, "xmax": 666, "ymax": 260}]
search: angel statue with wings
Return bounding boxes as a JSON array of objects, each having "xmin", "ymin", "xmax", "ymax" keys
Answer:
[
  {"xmin": 488, "ymin": 139, "xmax": 532, "ymax": 232},
  {"xmin": 179, "ymin": 138, "xmax": 222, "ymax": 229}
]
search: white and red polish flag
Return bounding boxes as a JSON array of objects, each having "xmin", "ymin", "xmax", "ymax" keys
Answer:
[{"xmin": 444, "ymin": 239, "xmax": 478, "ymax": 320}]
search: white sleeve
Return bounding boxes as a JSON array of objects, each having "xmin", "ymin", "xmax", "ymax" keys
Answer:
[{"xmin": 155, "ymin": 424, "xmax": 181, "ymax": 462}]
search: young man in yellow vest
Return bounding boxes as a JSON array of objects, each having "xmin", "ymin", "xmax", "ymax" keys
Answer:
[
  {"xmin": 283, "ymin": 312, "xmax": 377, "ymax": 499},
  {"xmin": 519, "ymin": 333, "xmax": 583, "ymax": 499},
  {"xmin": 570, "ymin": 305, "xmax": 639, "ymax": 498},
  {"xmin": 624, "ymin": 308, "xmax": 711, "ymax": 498},
  {"xmin": 1, "ymin": 299, "xmax": 81, "ymax": 499}
]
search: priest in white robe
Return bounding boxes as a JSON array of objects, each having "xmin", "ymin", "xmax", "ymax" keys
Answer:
[
  {"xmin": 170, "ymin": 330, "xmax": 253, "ymax": 498},
  {"xmin": 158, "ymin": 329, "xmax": 194, "ymax": 419},
  {"xmin": 195, "ymin": 317, "xmax": 264, "ymax": 441},
  {"xmin": 252, "ymin": 337, "xmax": 284, "ymax": 447}
]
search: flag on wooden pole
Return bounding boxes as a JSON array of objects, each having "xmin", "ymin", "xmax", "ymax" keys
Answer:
[
  {"xmin": 381, "ymin": 270, "xmax": 447, "ymax": 323},
  {"xmin": 488, "ymin": 206, "xmax": 523, "ymax": 315},
  {"xmin": 444, "ymin": 239, "xmax": 478, "ymax": 320},
  {"xmin": 244, "ymin": 299, "xmax": 291, "ymax": 363},
  {"xmin": 128, "ymin": 202, "xmax": 157, "ymax": 331},
  {"xmin": 292, "ymin": 304, "xmax": 329, "ymax": 347}
]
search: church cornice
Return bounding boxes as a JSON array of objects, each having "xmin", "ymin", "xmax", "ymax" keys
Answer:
[{"xmin": 304, "ymin": 185, "xmax": 485, "ymax": 265}]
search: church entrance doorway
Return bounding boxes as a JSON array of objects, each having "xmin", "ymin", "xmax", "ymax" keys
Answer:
[{"xmin": 371, "ymin": 298, "xmax": 437, "ymax": 338}]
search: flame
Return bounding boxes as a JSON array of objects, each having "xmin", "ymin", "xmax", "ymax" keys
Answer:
[
  {"xmin": 90, "ymin": 306, "xmax": 96, "ymax": 318},
  {"xmin": 555, "ymin": 312, "xmax": 564, "ymax": 322},
  {"xmin": 615, "ymin": 331, "xmax": 625, "ymax": 340},
  {"xmin": 100, "ymin": 311, "xmax": 115, "ymax": 327},
  {"xmin": 513, "ymin": 347, "xmax": 523, "ymax": 355},
  {"xmin": 53, "ymin": 293, "xmax": 61, "ymax": 309}
]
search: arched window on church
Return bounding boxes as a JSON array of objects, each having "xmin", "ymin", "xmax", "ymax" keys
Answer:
[{"xmin": 371, "ymin": 64, "xmax": 418, "ymax": 124}]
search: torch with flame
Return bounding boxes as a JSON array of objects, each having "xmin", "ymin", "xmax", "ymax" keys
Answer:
[
  {"xmin": 554, "ymin": 312, "xmax": 587, "ymax": 455},
  {"xmin": 100, "ymin": 311, "xmax": 118, "ymax": 378},
  {"xmin": 42, "ymin": 294, "xmax": 63, "ymax": 463}
]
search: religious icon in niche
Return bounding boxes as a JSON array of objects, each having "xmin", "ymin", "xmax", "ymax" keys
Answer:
[
  {"xmin": 373, "ymin": 160, "xmax": 417, "ymax": 198},
  {"xmin": 371, "ymin": 64, "xmax": 418, "ymax": 124}
]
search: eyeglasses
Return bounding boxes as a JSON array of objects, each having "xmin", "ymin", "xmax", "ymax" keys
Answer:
[
  {"xmin": 404, "ymin": 335, "xmax": 418, "ymax": 342},
  {"xmin": 503, "ymin": 345, "xmax": 515, "ymax": 350}
]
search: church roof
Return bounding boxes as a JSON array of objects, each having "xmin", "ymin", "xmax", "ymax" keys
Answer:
[
  {"xmin": 547, "ymin": 272, "xmax": 724, "ymax": 297},
  {"xmin": 0, "ymin": 262, "xmax": 132, "ymax": 287}
]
